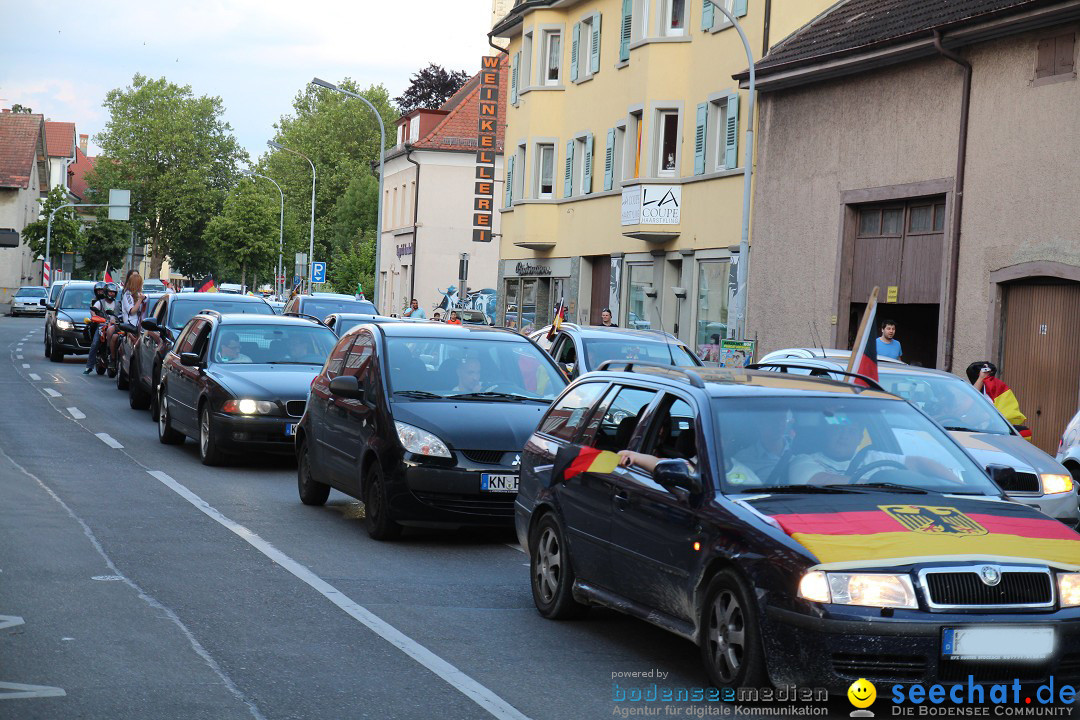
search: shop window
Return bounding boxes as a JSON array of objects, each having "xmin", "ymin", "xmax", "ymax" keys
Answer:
[
  {"xmin": 625, "ymin": 263, "xmax": 654, "ymax": 329},
  {"xmin": 695, "ymin": 260, "xmax": 731, "ymax": 360}
]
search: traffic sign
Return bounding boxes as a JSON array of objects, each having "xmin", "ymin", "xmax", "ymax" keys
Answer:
[
  {"xmin": 108, "ymin": 189, "xmax": 130, "ymax": 221},
  {"xmin": 311, "ymin": 262, "xmax": 326, "ymax": 284},
  {"xmin": 42, "ymin": 260, "xmax": 51, "ymax": 287}
]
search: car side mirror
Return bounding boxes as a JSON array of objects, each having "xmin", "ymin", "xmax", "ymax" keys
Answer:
[
  {"xmin": 39, "ymin": 298, "xmax": 46, "ymax": 306},
  {"xmin": 654, "ymin": 459, "xmax": 702, "ymax": 496},
  {"xmin": 142, "ymin": 317, "xmax": 160, "ymax": 331},
  {"xmin": 329, "ymin": 375, "xmax": 362, "ymax": 400},
  {"xmin": 985, "ymin": 464, "xmax": 1016, "ymax": 492},
  {"xmin": 180, "ymin": 352, "xmax": 202, "ymax": 367}
]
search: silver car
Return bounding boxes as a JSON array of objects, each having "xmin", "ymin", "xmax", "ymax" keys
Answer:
[
  {"xmin": 1057, "ymin": 410, "xmax": 1080, "ymax": 480},
  {"xmin": 11, "ymin": 285, "xmax": 48, "ymax": 316},
  {"xmin": 754, "ymin": 352, "xmax": 1078, "ymax": 526}
]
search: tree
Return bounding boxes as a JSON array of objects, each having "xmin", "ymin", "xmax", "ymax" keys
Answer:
[
  {"xmin": 81, "ymin": 215, "xmax": 131, "ymax": 278},
  {"xmin": 88, "ymin": 74, "xmax": 246, "ymax": 279},
  {"xmin": 10, "ymin": 103, "xmax": 33, "ymax": 114},
  {"xmin": 394, "ymin": 64, "xmax": 470, "ymax": 115},
  {"xmin": 21, "ymin": 187, "xmax": 81, "ymax": 268},
  {"xmin": 204, "ymin": 182, "xmax": 278, "ymax": 290},
  {"xmin": 328, "ymin": 229, "xmax": 375, "ymax": 297}
]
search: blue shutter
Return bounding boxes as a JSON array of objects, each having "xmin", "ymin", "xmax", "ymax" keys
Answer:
[
  {"xmin": 693, "ymin": 103, "xmax": 708, "ymax": 176},
  {"xmin": 583, "ymin": 133, "xmax": 594, "ymax": 194},
  {"xmin": 510, "ymin": 52, "xmax": 520, "ymax": 105},
  {"xmin": 505, "ymin": 156, "xmax": 514, "ymax": 208},
  {"xmin": 570, "ymin": 23, "xmax": 580, "ymax": 82},
  {"xmin": 734, "ymin": 0, "xmax": 747, "ymax": 17},
  {"xmin": 702, "ymin": 0, "xmax": 714, "ymax": 30},
  {"xmin": 590, "ymin": 13, "xmax": 602, "ymax": 74},
  {"xmin": 724, "ymin": 92, "xmax": 739, "ymax": 169},
  {"xmin": 603, "ymin": 128, "xmax": 615, "ymax": 191},
  {"xmin": 619, "ymin": 0, "xmax": 632, "ymax": 62},
  {"xmin": 564, "ymin": 141, "xmax": 575, "ymax": 197}
]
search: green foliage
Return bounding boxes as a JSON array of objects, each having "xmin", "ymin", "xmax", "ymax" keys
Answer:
[
  {"xmin": 394, "ymin": 64, "xmax": 470, "ymax": 114},
  {"xmin": 88, "ymin": 74, "xmax": 246, "ymax": 278},
  {"xmin": 21, "ymin": 187, "xmax": 81, "ymax": 264},
  {"xmin": 80, "ymin": 214, "xmax": 131, "ymax": 277},
  {"xmin": 204, "ymin": 181, "xmax": 279, "ymax": 286},
  {"xmin": 11, "ymin": 103, "xmax": 33, "ymax": 114},
  {"xmin": 328, "ymin": 229, "xmax": 375, "ymax": 297}
]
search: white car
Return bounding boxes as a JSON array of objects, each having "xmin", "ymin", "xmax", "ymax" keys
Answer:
[
  {"xmin": 1058, "ymin": 410, "xmax": 1080, "ymax": 481},
  {"xmin": 11, "ymin": 285, "xmax": 48, "ymax": 316}
]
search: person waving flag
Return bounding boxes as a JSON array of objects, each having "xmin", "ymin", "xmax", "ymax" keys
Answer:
[{"xmin": 546, "ymin": 297, "xmax": 567, "ymax": 342}]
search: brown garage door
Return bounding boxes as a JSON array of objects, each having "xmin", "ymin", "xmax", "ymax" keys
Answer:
[{"xmin": 1000, "ymin": 281, "xmax": 1080, "ymax": 454}]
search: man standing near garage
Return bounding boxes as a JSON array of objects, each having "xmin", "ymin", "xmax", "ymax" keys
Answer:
[{"xmin": 875, "ymin": 319, "xmax": 903, "ymax": 362}]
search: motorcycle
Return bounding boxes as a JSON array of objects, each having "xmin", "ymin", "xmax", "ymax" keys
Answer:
[{"xmin": 85, "ymin": 312, "xmax": 110, "ymax": 376}]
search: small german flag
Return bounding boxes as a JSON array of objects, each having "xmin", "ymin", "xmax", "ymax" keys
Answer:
[
  {"xmin": 982, "ymin": 376, "xmax": 1032, "ymax": 440},
  {"xmin": 553, "ymin": 444, "xmax": 621, "ymax": 483},
  {"xmin": 197, "ymin": 275, "xmax": 216, "ymax": 293}
]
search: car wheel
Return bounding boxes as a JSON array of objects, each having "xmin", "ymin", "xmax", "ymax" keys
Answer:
[
  {"xmin": 49, "ymin": 334, "xmax": 64, "ymax": 363},
  {"xmin": 363, "ymin": 463, "xmax": 401, "ymax": 541},
  {"xmin": 116, "ymin": 357, "xmax": 129, "ymax": 390},
  {"xmin": 699, "ymin": 570, "xmax": 766, "ymax": 689},
  {"xmin": 199, "ymin": 404, "xmax": 225, "ymax": 466},
  {"xmin": 157, "ymin": 385, "xmax": 184, "ymax": 445},
  {"xmin": 297, "ymin": 440, "xmax": 330, "ymax": 506},
  {"xmin": 128, "ymin": 358, "xmax": 150, "ymax": 409},
  {"xmin": 44, "ymin": 334, "xmax": 51, "ymax": 358},
  {"xmin": 529, "ymin": 512, "xmax": 587, "ymax": 619},
  {"xmin": 148, "ymin": 367, "xmax": 161, "ymax": 421}
]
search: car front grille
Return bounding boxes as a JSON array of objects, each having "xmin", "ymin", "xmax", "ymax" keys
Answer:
[
  {"xmin": 939, "ymin": 660, "xmax": 1050, "ymax": 684},
  {"xmin": 923, "ymin": 569, "xmax": 1053, "ymax": 608},
  {"xmin": 285, "ymin": 400, "xmax": 306, "ymax": 418},
  {"xmin": 461, "ymin": 449, "xmax": 506, "ymax": 465},
  {"xmin": 832, "ymin": 653, "xmax": 927, "ymax": 682},
  {"xmin": 990, "ymin": 469, "xmax": 1041, "ymax": 493},
  {"xmin": 413, "ymin": 491, "xmax": 515, "ymax": 518}
]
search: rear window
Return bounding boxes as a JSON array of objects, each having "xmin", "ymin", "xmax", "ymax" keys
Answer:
[
  {"xmin": 582, "ymin": 338, "xmax": 700, "ymax": 369},
  {"xmin": 168, "ymin": 299, "xmax": 272, "ymax": 330},
  {"xmin": 301, "ymin": 299, "xmax": 377, "ymax": 318},
  {"xmin": 17, "ymin": 287, "xmax": 47, "ymax": 298}
]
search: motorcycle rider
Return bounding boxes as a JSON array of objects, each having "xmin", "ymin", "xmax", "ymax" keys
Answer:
[{"xmin": 83, "ymin": 282, "xmax": 117, "ymax": 374}]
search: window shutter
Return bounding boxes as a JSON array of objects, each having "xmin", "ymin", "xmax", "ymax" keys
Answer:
[
  {"xmin": 734, "ymin": 0, "xmax": 748, "ymax": 18},
  {"xmin": 1036, "ymin": 38, "xmax": 1055, "ymax": 78},
  {"xmin": 620, "ymin": 0, "xmax": 633, "ymax": 62},
  {"xmin": 570, "ymin": 23, "xmax": 581, "ymax": 82},
  {"xmin": 511, "ymin": 52, "xmax": 520, "ymax": 104},
  {"xmin": 591, "ymin": 13, "xmax": 602, "ymax": 74},
  {"xmin": 564, "ymin": 141, "xmax": 575, "ymax": 197},
  {"xmin": 505, "ymin": 156, "xmax": 515, "ymax": 208},
  {"xmin": 603, "ymin": 128, "xmax": 616, "ymax": 191},
  {"xmin": 1057, "ymin": 33, "xmax": 1075, "ymax": 75},
  {"xmin": 702, "ymin": 0, "xmax": 714, "ymax": 30},
  {"xmin": 693, "ymin": 102, "xmax": 708, "ymax": 176},
  {"xmin": 583, "ymin": 133, "xmax": 595, "ymax": 194},
  {"xmin": 724, "ymin": 92, "xmax": 739, "ymax": 169}
]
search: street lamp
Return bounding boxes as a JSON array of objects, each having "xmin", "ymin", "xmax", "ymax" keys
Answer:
[
  {"xmin": 309, "ymin": 77, "xmax": 386, "ymax": 312},
  {"xmin": 707, "ymin": 0, "xmax": 755, "ymax": 340},
  {"xmin": 244, "ymin": 169, "xmax": 285, "ymax": 298},
  {"xmin": 267, "ymin": 140, "xmax": 316, "ymax": 292}
]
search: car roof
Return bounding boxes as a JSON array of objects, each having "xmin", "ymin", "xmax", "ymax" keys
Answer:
[
  {"xmin": 548, "ymin": 323, "xmax": 685, "ymax": 342},
  {"xmin": 16, "ymin": 285, "xmax": 46, "ymax": 291},
  {"xmin": 760, "ymin": 356, "xmax": 959, "ymax": 380},
  {"xmin": 327, "ymin": 312, "xmax": 395, "ymax": 320},
  {"xmin": 208, "ymin": 313, "xmax": 326, "ymax": 327},
  {"xmin": 59, "ymin": 281, "xmax": 95, "ymax": 289},
  {"xmin": 373, "ymin": 323, "xmax": 528, "ymax": 340},
  {"xmin": 761, "ymin": 347, "xmax": 905, "ymax": 364},
  {"xmin": 307, "ymin": 292, "xmax": 358, "ymax": 300},
  {"xmin": 172, "ymin": 293, "xmax": 268, "ymax": 303}
]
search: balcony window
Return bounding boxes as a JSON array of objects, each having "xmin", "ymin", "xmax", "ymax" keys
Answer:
[{"xmin": 538, "ymin": 144, "xmax": 555, "ymax": 198}]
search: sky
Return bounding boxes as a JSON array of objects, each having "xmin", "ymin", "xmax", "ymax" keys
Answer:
[{"xmin": 0, "ymin": 0, "xmax": 495, "ymax": 161}]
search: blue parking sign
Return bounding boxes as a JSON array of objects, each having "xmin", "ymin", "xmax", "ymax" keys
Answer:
[{"xmin": 311, "ymin": 262, "xmax": 326, "ymax": 284}]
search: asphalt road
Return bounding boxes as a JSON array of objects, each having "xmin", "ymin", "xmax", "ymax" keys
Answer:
[{"xmin": 0, "ymin": 314, "xmax": 741, "ymax": 720}]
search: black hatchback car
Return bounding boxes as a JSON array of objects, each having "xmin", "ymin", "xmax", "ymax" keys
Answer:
[
  {"xmin": 296, "ymin": 323, "xmax": 567, "ymax": 539},
  {"xmin": 283, "ymin": 292, "xmax": 376, "ymax": 320},
  {"xmin": 518, "ymin": 364, "xmax": 1080, "ymax": 692},
  {"xmin": 157, "ymin": 312, "xmax": 337, "ymax": 465},
  {"xmin": 44, "ymin": 281, "xmax": 97, "ymax": 361}
]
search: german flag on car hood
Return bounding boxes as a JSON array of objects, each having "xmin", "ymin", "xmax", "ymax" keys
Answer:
[{"xmin": 742, "ymin": 494, "xmax": 1080, "ymax": 569}]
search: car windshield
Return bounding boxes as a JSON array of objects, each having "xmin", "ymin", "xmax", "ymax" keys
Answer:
[
  {"xmin": 59, "ymin": 287, "xmax": 95, "ymax": 310},
  {"xmin": 301, "ymin": 299, "xmax": 376, "ymax": 318},
  {"xmin": 386, "ymin": 336, "xmax": 565, "ymax": 401},
  {"xmin": 211, "ymin": 324, "xmax": 337, "ymax": 365},
  {"xmin": 714, "ymin": 397, "xmax": 1000, "ymax": 496},
  {"xmin": 17, "ymin": 287, "xmax": 47, "ymax": 298},
  {"xmin": 169, "ymin": 300, "xmax": 273, "ymax": 330},
  {"xmin": 583, "ymin": 337, "xmax": 699, "ymax": 369},
  {"xmin": 877, "ymin": 371, "xmax": 1013, "ymax": 435}
]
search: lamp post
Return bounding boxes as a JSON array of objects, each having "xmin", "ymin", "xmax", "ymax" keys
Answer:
[
  {"xmin": 267, "ymin": 140, "xmax": 315, "ymax": 292},
  {"xmin": 245, "ymin": 170, "xmax": 285, "ymax": 298},
  {"xmin": 707, "ymin": 0, "xmax": 755, "ymax": 340},
  {"xmin": 309, "ymin": 78, "xmax": 386, "ymax": 312}
]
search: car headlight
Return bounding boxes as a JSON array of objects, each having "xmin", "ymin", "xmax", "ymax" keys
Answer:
[
  {"xmin": 56, "ymin": 319, "xmax": 73, "ymax": 330},
  {"xmin": 395, "ymin": 421, "xmax": 451, "ymax": 458},
  {"xmin": 1058, "ymin": 574, "xmax": 1080, "ymax": 607},
  {"xmin": 222, "ymin": 399, "xmax": 276, "ymax": 415},
  {"xmin": 798, "ymin": 570, "xmax": 917, "ymax": 608},
  {"xmin": 1041, "ymin": 473, "xmax": 1073, "ymax": 495}
]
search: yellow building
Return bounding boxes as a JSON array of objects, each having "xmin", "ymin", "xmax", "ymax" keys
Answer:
[{"xmin": 490, "ymin": 0, "xmax": 832, "ymax": 353}]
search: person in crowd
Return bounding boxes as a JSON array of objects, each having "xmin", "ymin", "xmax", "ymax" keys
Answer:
[
  {"xmin": 876, "ymin": 319, "xmax": 903, "ymax": 361},
  {"xmin": 966, "ymin": 361, "xmax": 1031, "ymax": 439},
  {"xmin": 108, "ymin": 275, "xmax": 139, "ymax": 371},
  {"xmin": 448, "ymin": 311, "xmax": 462, "ymax": 325},
  {"xmin": 83, "ymin": 282, "xmax": 115, "ymax": 374},
  {"xmin": 733, "ymin": 411, "xmax": 791, "ymax": 481},
  {"xmin": 599, "ymin": 308, "xmax": 618, "ymax": 327},
  {"xmin": 403, "ymin": 299, "xmax": 426, "ymax": 319},
  {"xmin": 432, "ymin": 311, "xmax": 443, "ymax": 322},
  {"xmin": 218, "ymin": 333, "xmax": 252, "ymax": 363}
]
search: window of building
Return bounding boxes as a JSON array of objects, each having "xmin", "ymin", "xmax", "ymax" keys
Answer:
[
  {"xmin": 575, "ymin": 14, "xmax": 601, "ymax": 80},
  {"xmin": 704, "ymin": 0, "xmax": 741, "ymax": 32},
  {"xmin": 625, "ymin": 263, "xmax": 654, "ymax": 329},
  {"xmin": 656, "ymin": 110, "xmax": 680, "ymax": 176},
  {"xmin": 628, "ymin": 111, "xmax": 643, "ymax": 179},
  {"xmin": 633, "ymin": 0, "xmax": 650, "ymax": 41},
  {"xmin": 613, "ymin": 125, "xmax": 626, "ymax": 185},
  {"xmin": 857, "ymin": 207, "xmax": 904, "ymax": 237},
  {"xmin": 663, "ymin": 0, "xmax": 686, "ymax": 36},
  {"xmin": 1036, "ymin": 32, "xmax": 1076, "ymax": 81},
  {"xmin": 708, "ymin": 98, "xmax": 728, "ymax": 170},
  {"xmin": 542, "ymin": 30, "xmax": 562, "ymax": 85},
  {"xmin": 515, "ymin": 144, "xmax": 527, "ymax": 199},
  {"xmin": 409, "ymin": 115, "xmax": 420, "ymax": 143},
  {"xmin": 397, "ymin": 124, "xmax": 406, "ymax": 145},
  {"xmin": 522, "ymin": 32, "xmax": 534, "ymax": 86},
  {"xmin": 572, "ymin": 134, "xmax": 593, "ymax": 195},
  {"xmin": 695, "ymin": 260, "xmax": 731, "ymax": 358},
  {"xmin": 537, "ymin": 143, "xmax": 555, "ymax": 198}
]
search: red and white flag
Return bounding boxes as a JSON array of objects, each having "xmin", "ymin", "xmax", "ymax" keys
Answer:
[
  {"xmin": 846, "ymin": 287, "xmax": 880, "ymax": 387},
  {"xmin": 42, "ymin": 260, "xmax": 51, "ymax": 287}
]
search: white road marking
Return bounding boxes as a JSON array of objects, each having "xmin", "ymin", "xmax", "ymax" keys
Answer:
[
  {"xmin": 0, "ymin": 681, "xmax": 66, "ymax": 700},
  {"xmin": 95, "ymin": 433, "xmax": 123, "ymax": 449},
  {"xmin": 44, "ymin": 389, "xmax": 61, "ymax": 398},
  {"xmin": 146, "ymin": 469, "xmax": 532, "ymax": 720},
  {"xmin": 0, "ymin": 448, "xmax": 264, "ymax": 720},
  {"xmin": 92, "ymin": 575, "xmax": 123, "ymax": 582},
  {"xmin": 0, "ymin": 616, "xmax": 24, "ymax": 631},
  {"xmin": 67, "ymin": 408, "xmax": 85, "ymax": 420},
  {"xmin": 28, "ymin": 374, "xmax": 40, "ymax": 381},
  {"xmin": 21, "ymin": 364, "xmax": 29, "ymax": 369}
]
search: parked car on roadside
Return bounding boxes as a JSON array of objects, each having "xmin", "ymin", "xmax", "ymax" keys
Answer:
[
  {"xmin": 295, "ymin": 322, "xmax": 567, "ymax": 539},
  {"xmin": 530, "ymin": 323, "xmax": 702, "ymax": 380},
  {"xmin": 44, "ymin": 281, "xmax": 96, "ymax": 362},
  {"xmin": 11, "ymin": 285, "xmax": 48, "ymax": 316}
]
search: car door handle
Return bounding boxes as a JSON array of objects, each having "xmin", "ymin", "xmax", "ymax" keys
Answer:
[{"xmin": 614, "ymin": 491, "xmax": 630, "ymax": 508}]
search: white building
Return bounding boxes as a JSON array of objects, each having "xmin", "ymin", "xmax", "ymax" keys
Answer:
[{"xmin": 0, "ymin": 110, "xmax": 49, "ymax": 301}]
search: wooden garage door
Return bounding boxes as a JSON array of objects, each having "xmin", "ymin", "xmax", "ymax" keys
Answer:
[{"xmin": 1001, "ymin": 282, "xmax": 1080, "ymax": 454}]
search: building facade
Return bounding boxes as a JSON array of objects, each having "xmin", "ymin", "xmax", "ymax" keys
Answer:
[
  {"xmin": 377, "ymin": 61, "xmax": 506, "ymax": 317},
  {"xmin": 746, "ymin": 0, "xmax": 1080, "ymax": 452},
  {"xmin": 490, "ymin": 0, "xmax": 832, "ymax": 347},
  {"xmin": 0, "ymin": 110, "xmax": 49, "ymax": 301}
]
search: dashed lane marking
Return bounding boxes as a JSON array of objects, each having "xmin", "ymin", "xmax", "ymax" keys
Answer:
[
  {"xmin": 44, "ymin": 389, "xmax": 61, "ymax": 398},
  {"xmin": 0, "ymin": 681, "xmax": 66, "ymax": 701},
  {"xmin": 28, "ymin": 374, "xmax": 40, "ymax": 381},
  {"xmin": 145, "ymin": 469, "xmax": 533, "ymax": 720},
  {"xmin": 16, "ymin": 355, "xmax": 22, "ymax": 360},
  {"xmin": 67, "ymin": 408, "xmax": 85, "ymax": 420},
  {"xmin": 21, "ymin": 364, "xmax": 29, "ymax": 369},
  {"xmin": 95, "ymin": 433, "xmax": 122, "ymax": 449},
  {"xmin": 0, "ymin": 616, "xmax": 24, "ymax": 631}
]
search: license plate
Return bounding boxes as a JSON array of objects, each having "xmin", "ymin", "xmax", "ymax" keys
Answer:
[
  {"xmin": 943, "ymin": 626, "xmax": 1054, "ymax": 660},
  {"xmin": 285, "ymin": 423, "xmax": 296, "ymax": 437},
  {"xmin": 481, "ymin": 474, "xmax": 518, "ymax": 493}
]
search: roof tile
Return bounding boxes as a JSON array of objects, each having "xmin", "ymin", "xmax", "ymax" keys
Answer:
[
  {"xmin": 44, "ymin": 121, "xmax": 76, "ymax": 158},
  {"xmin": 415, "ymin": 56, "xmax": 507, "ymax": 154},
  {"xmin": 0, "ymin": 113, "xmax": 46, "ymax": 189}
]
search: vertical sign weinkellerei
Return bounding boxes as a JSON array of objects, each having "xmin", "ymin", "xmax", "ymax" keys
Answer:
[{"xmin": 473, "ymin": 55, "xmax": 500, "ymax": 242}]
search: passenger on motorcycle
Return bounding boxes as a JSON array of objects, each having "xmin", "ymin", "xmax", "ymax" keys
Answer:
[
  {"xmin": 83, "ymin": 282, "xmax": 115, "ymax": 375},
  {"xmin": 107, "ymin": 275, "xmax": 137, "ymax": 371}
]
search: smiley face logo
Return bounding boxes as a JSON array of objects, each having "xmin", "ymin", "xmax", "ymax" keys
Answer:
[{"xmin": 847, "ymin": 678, "xmax": 876, "ymax": 709}]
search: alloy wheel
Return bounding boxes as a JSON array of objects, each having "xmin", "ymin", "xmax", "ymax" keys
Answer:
[
  {"xmin": 158, "ymin": 393, "xmax": 168, "ymax": 435},
  {"xmin": 534, "ymin": 526, "xmax": 562, "ymax": 604},
  {"xmin": 706, "ymin": 590, "xmax": 746, "ymax": 683},
  {"xmin": 200, "ymin": 410, "xmax": 209, "ymax": 457}
]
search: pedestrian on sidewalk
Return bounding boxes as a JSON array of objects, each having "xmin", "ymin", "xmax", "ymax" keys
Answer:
[
  {"xmin": 403, "ymin": 299, "xmax": 426, "ymax": 319},
  {"xmin": 875, "ymin": 318, "xmax": 903, "ymax": 361},
  {"xmin": 598, "ymin": 308, "xmax": 618, "ymax": 327}
]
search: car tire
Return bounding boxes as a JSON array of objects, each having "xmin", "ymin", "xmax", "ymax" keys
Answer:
[
  {"xmin": 148, "ymin": 367, "xmax": 161, "ymax": 421},
  {"xmin": 699, "ymin": 569, "xmax": 767, "ymax": 690},
  {"xmin": 116, "ymin": 357, "xmax": 129, "ymax": 390},
  {"xmin": 199, "ymin": 404, "xmax": 225, "ymax": 466},
  {"xmin": 529, "ymin": 512, "xmax": 588, "ymax": 620},
  {"xmin": 49, "ymin": 335, "xmax": 64, "ymax": 363},
  {"xmin": 363, "ymin": 463, "xmax": 401, "ymax": 541},
  {"xmin": 44, "ymin": 334, "xmax": 51, "ymax": 358},
  {"xmin": 95, "ymin": 362, "xmax": 105, "ymax": 375},
  {"xmin": 297, "ymin": 440, "xmax": 330, "ymax": 506},
  {"xmin": 157, "ymin": 385, "xmax": 184, "ymax": 445},
  {"xmin": 128, "ymin": 358, "xmax": 150, "ymax": 410}
]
